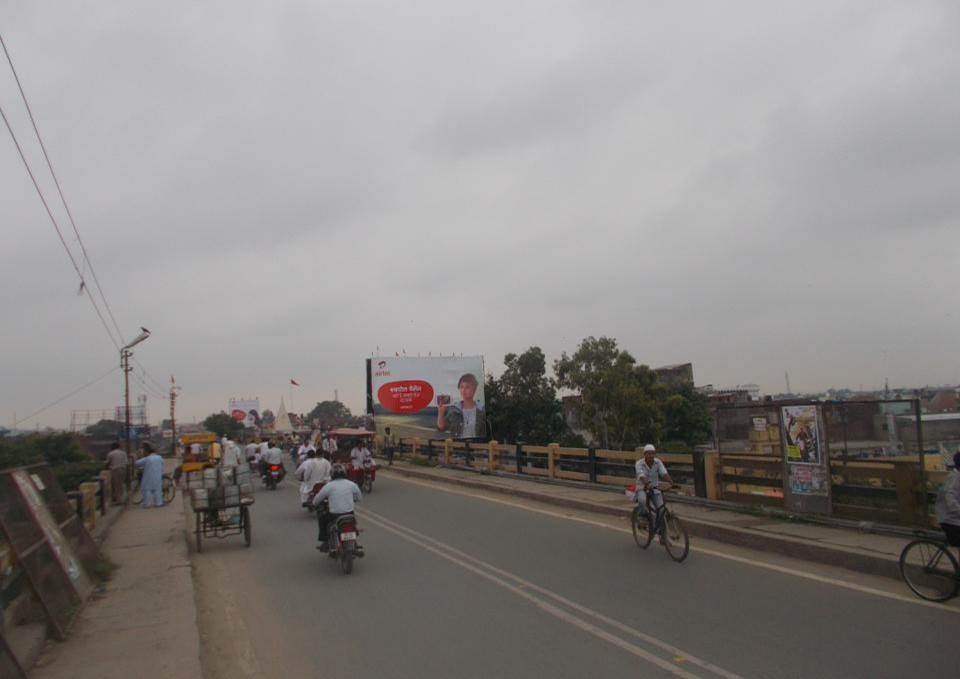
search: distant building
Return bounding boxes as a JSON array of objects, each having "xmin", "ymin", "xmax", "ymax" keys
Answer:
[
  {"xmin": 699, "ymin": 383, "xmax": 760, "ymax": 405},
  {"xmin": 925, "ymin": 389, "xmax": 959, "ymax": 414},
  {"xmin": 653, "ymin": 363, "xmax": 694, "ymax": 388}
]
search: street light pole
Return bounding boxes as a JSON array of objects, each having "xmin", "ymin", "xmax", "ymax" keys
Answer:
[
  {"xmin": 120, "ymin": 328, "xmax": 151, "ymax": 461},
  {"xmin": 122, "ymin": 348, "xmax": 132, "ymax": 459}
]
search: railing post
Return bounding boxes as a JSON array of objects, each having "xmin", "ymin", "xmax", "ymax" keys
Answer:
[
  {"xmin": 587, "ymin": 447, "xmax": 597, "ymax": 483},
  {"xmin": 548, "ymin": 443, "xmax": 558, "ymax": 479},
  {"xmin": 692, "ymin": 450, "xmax": 707, "ymax": 498},
  {"xmin": 914, "ymin": 398, "xmax": 927, "ymax": 519},
  {"xmin": 444, "ymin": 439, "xmax": 452, "ymax": 465},
  {"xmin": 488, "ymin": 440, "xmax": 498, "ymax": 471},
  {"xmin": 704, "ymin": 451, "xmax": 719, "ymax": 499},
  {"xmin": 412, "ymin": 437, "xmax": 420, "ymax": 457},
  {"xmin": 894, "ymin": 460, "xmax": 924, "ymax": 525},
  {"xmin": 515, "ymin": 443, "xmax": 523, "ymax": 474}
]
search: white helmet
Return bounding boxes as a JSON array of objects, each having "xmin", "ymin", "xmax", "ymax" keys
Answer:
[{"xmin": 642, "ymin": 444, "xmax": 656, "ymax": 453}]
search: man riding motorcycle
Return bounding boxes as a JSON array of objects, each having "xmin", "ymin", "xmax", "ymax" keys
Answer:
[
  {"xmin": 312, "ymin": 464, "xmax": 363, "ymax": 553},
  {"xmin": 261, "ymin": 440, "xmax": 286, "ymax": 482},
  {"xmin": 296, "ymin": 448, "xmax": 331, "ymax": 507}
]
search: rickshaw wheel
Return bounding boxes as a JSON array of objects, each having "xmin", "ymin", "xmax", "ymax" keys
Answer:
[
  {"xmin": 195, "ymin": 512, "xmax": 203, "ymax": 553},
  {"xmin": 242, "ymin": 506, "xmax": 252, "ymax": 547}
]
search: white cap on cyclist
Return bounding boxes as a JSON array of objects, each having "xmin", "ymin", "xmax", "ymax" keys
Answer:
[{"xmin": 643, "ymin": 444, "xmax": 656, "ymax": 453}]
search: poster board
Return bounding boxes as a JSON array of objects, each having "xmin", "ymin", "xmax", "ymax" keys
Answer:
[
  {"xmin": 780, "ymin": 405, "xmax": 832, "ymax": 515},
  {"xmin": 0, "ymin": 466, "xmax": 100, "ymax": 640},
  {"xmin": 367, "ymin": 356, "xmax": 486, "ymax": 440}
]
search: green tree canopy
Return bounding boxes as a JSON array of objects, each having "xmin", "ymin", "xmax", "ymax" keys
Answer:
[
  {"xmin": 261, "ymin": 409, "xmax": 276, "ymax": 426},
  {"xmin": 85, "ymin": 419, "xmax": 123, "ymax": 439},
  {"xmin": 202, "ymin": 411, "xmax": 244, "ymax": 438},
  {"xmin": 554, "ymin": 336, "xmax": 664, "ymax": 450},
  {"xmin": 554, "ymin": 336, "xmax": 711, "ymax": 450},
  {"xmin": 486, "ymin": 347, "xmax": 564, "ymax": 444},
  {"xmin": 304, "ymin": 401, "xmax": 354, "ymax": 429}
]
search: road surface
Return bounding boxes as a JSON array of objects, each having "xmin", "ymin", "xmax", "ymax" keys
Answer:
[{"xmin": 189, "ymin": 470, "xmax": 957, "ymax": 679}]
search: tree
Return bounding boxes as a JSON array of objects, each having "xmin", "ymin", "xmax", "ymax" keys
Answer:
[
  {"xmin": 554, "ymin": 337, "xmax": 665, "ymax": 450},
  {"xmin": 203, "ymin": 411, "xmax": 244, "ymax": 438},
  {"xmin": 486, "ymin": 347, "xmax": 565, "ymax": 444},
  {"xmin": 261, "ymin": 409, "xmax": 276, "ymax": 426},
  {"xmin": 0, "ymin": 433, "xmax": 99, "ymax": 492},
  {"xmin": 662, "ymin": 382, "xmax": 713, "ymax": 447},
  {"xmin": 85, "ymin": 419, "xmax": 123, "ymax": 439},
  {"xmin": 304, "ymin": 401, "xmax": 354, "ymax": 429}
]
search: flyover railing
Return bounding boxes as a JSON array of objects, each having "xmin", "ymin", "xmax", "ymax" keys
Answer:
[{"xmin": 378, "ymin": 436, "xmax": 947, "ymax": 527}]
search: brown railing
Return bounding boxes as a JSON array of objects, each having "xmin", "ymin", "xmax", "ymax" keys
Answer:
[{"xmin": 379, "ymin": 436, "xmax": 946, "ymax": 527}]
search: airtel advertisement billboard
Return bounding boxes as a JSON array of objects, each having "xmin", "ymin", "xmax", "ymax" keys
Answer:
[
  {"xmin": 367, "ymin": 356, "xmax": 486, "ymax": 440},
  {"xmin": 228, "ymin": 398, "xmax": 261, "ymax": 429}
]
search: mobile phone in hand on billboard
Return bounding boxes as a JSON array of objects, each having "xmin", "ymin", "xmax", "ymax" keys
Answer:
[{"xmin": 437, "ymin": 394, "xmax": 451, "ymax": 406}]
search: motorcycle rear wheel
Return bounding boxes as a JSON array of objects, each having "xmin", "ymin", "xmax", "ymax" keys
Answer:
[{"xmin": 341, "ymin": 549, "xmax": 354, "ymax": 574}]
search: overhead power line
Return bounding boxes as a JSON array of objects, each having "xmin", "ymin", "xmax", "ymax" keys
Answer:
[
  {"xmin": 0, "ymin": 101, "xmax": 122, "ymax": 351},
  {"xmin": 15, "ymin": 366, "xmax": 120, "ymax": 427},
  {"xmin": 1, "ymin": 32, "xmax": 126, "ymax": 346}
]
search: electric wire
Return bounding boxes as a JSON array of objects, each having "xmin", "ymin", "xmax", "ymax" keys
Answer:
[
  {"xmin": 0, "ymin": 101, "xmax": 122, "ymax": 351},
  {"xmin": 15, "ymin": 366, "xmax": 121, "ymax": 426},
  {"xmin": 131, "ymin": 371, "xmax": 168, "ymax": 400},
  {"xmin": 1, "ymin": 32, "xmax": 127, "ymax": 346}
]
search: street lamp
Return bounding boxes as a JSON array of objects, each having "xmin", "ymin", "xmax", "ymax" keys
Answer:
[{"xmin": 121, "ymin": 327, "xmax": 151, "ymax": 460}]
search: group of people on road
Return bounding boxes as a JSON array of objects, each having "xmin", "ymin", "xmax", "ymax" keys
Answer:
[{"xmin": 103, "ymin": 440, "xmax": 166, "ymax": 508}]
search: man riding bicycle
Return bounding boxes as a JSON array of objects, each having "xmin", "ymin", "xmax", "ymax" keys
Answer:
[
  {"xmin": 936, "ymin": 451, "xmax": 960, "ymax": 557},
  {"xmin": 635, "ymin": 444, "xmax": 673, "ymax": 521}
]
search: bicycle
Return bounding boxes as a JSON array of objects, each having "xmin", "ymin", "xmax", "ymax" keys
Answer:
[
  {"xmin": 130, "ymin": 471, "xmax": 176, "ymax": 505},
  {"xmin": 899, "ymin": 537, "xmax": 959, "ymax": 602},
  {"xmin": 631, "ymin": 484, "xmax": 689, "ymax": 562}
]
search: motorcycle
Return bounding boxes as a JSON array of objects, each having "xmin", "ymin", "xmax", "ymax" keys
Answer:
[
  {"xmin": 264, "ymin": 463, "xmax": 284, "ymax": 490},
  {"xmin": 361, "ymin": 460, "xmax": 375, "ymax": 494},
  {"xmin": 326, "ymin": 512, "xmax": 363, "ymax": 574}
]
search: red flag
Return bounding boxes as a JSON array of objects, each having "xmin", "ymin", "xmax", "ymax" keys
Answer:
[{"xmin": 290, "ymin": 379, "xmax": 300, "ymax": 386}]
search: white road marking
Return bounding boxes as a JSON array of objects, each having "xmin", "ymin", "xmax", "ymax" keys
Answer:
[
  {"xmin": 360, "ymin": 510, "xmax": 723, "ymax": 679},
  {"xmin": 382, "ymin": 472, "xmax": 960, "ymax": 614}
]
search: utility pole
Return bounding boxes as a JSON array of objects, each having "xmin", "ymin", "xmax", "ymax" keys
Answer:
[
  {"xmin": 120, "ymin": 328, "xmax": 151, "ymax": 460},
  {"xmin": 122, "ymin": 348, "xmax": 132, "ymax": 458},
  {"xmin": 169, "ymin": 377, "xmax": 180, "ymax": 456}
]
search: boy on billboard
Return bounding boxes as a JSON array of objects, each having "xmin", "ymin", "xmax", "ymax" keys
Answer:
[{"xmin": 436, "ymin": 373, "xmax": 486, "ymax": 440}]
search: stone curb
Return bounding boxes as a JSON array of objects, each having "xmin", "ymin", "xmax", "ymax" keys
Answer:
[{"xmin": 383, "ymin": 465, "xmax": 903, "ymax": 581}]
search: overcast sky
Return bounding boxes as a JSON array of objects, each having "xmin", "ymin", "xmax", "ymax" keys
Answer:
[{"xmin": 2, "ymin": 1, "xmax": 958, "ymax": 429}]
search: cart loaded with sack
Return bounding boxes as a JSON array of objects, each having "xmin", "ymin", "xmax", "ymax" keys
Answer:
[{"xmin": 187, "ymin": 465, "xmax": 255, "ymax": 552}]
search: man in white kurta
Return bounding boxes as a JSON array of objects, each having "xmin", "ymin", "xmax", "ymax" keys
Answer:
[{"xmin": 296, "ymin": 451, "xmax": 332, "ymax": 506}]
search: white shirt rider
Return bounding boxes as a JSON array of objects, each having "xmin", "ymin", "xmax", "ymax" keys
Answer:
[
  {"xmin": 350, "ymin": 446, "xmax": 372, "ymax": 470},
  {"xmin": 296, "ymin": 456, "xmax": 331, "ymax": 504},
  {"xmin": 264, "ymin": 446, "xmax": 284, "ymax": 465},
  {"xmin": 312, "ymin": 477, "xmax": 362, "ymax": 514},
  {"xmin": 635, "ymin": 445, "xmax": 672, "ymax": 512}
]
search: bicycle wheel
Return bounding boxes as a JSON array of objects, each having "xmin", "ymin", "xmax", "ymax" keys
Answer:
[
  {"xmin": 631, "ymin": 507, "xmax": 654, "ymax": 549},
  {"xmin": 242, "ymin": 506, "xmax": 252, "ymax": 547},
  {"xmin": 163, "ymin": 477, "xmax": 176, "ymax": 503},
  {"xmin": 663, "ymin": 511, "xmax": 690, "ymax": 563},
  {"xmin": 899, "ymin": 539, "xmax": 958, "ymax": 602},
  {"xmin": 130, "ymin": 480, "xmax": 143, "ymax": 505}
]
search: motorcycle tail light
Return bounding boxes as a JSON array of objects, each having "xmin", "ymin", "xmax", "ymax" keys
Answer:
[{"xmin": 270, "ymin": 465, "xmax": 281, "ymax": 471}]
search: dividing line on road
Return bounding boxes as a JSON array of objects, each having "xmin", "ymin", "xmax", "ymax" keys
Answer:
[
  {"xmin": 360, "ymin": 507, "xmax": 744, "ymax": 679},
  {"xmin": 382, "ymin": 473, "xmax": 960, "ymax": 614}
]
